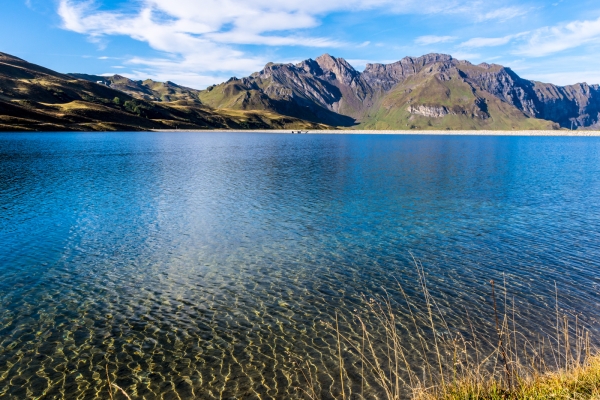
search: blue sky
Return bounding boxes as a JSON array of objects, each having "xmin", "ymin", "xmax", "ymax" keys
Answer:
[{"xmin": 3, "ymin": 0, "xmax": 600, "ymax": 89}]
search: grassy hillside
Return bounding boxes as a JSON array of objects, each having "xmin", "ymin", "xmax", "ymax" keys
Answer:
[
  {"xmin": 357, "ymin": 66, "xmax": 558, "ymax": 130},
  {"xmin": 199, "ymin": 72, "xmax": 357, "ymax": 127},
  {"xmin": 1, "ymin": 51, "xmax": 575, "ymax": 131},
  {"xmin": 0, "ymin": 52, "xmax": 330, "ymax": 132},
  {"xmin": 69, "ymin": 74, "xmax": 204, "ymax": 103}
]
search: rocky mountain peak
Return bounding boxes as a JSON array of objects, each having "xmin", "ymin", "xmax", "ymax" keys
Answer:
[
  {"xmin": 315, "ymin": 54, "xmax": 359, "ymax": 85},
  {"xmin": 191, "ymin": 52, "xmax": 600, "ymax": 130},
  {"xmin": 361, "ymin": 53, "xmax": 458, "ymax": 90},
  {"xmin": 295, "ymin": 59, "xmax": 324, "ymax": 76},
  {"xmin": 401, "ymin": 53, "xmax": 453, "ymax": 67}
]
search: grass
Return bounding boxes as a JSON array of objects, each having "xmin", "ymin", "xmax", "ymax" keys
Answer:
[
  {"xmin": 429, "ymin": 355, "xmax": 600, "ymax": 399},
  {"xmin": 355, "ymin": 67, "xmax": 558, "ymax": 131},
  {"xmin": 1, "ymin": 52, "xmax": 331, "ymax": 131},
  {"xmin": 294, "ymin": 257, "xmax": 598, "ymax": 399}
]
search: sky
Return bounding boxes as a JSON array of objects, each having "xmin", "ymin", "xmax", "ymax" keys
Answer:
[{"xmin": 3, "ymin": 0, "xmax": 600, "ymax": 89}]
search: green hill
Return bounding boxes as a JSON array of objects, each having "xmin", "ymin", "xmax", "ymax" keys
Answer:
[
  {"xmin": 0, "ymin": 52, "xmax": 329, "ymax": 132},
  {"xmin": 357, "ymin": 62, "xmax": 556, "ymax": 130},
  {"xmin": 3, "ymin": 51, "xmax": 599, "ymax": 131}
]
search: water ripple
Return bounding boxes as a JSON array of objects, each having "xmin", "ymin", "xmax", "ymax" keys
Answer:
[{"xmin": 1, "ymin": 133, "xmax": 600, "ymax": 398}]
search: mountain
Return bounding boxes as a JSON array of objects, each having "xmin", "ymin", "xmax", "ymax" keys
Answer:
[
  {"xmin": 0, "ymin": 52, "xmax": 329, "ymax": 132},
  {"xmin": 3, "ymin": 51, "xmax": 599, "ymax": 131},
  {"xmin": 68, "ymin": 74, "xmax": 204, "ymax": 103},
  {"xmin": 198, "ymin": 53, "xmax": 600, "ymax": 130}
]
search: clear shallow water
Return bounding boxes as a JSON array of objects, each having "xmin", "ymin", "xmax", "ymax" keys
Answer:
[{"xmin": 1, "ymin": 132, "xmax": 600, "ymax": 399}]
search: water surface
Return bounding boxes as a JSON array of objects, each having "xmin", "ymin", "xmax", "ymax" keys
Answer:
[{"xmin": 1, "ymin": 132, "xmax": 600, "ymax": 398}]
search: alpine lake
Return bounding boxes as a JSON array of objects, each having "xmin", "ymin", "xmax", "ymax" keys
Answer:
[{"xmin": 1, "ymin": 132, "xmax": 600, "ymax": 399}]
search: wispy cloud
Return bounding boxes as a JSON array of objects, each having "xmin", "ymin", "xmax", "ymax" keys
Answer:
[
  {"xmin": 528, "ymin": 70, "xmax": 600, "ymax": 86},
  {"xmin": 460, "ymin": 34, "xmax": 518, "ymax": 48},
  {"xmin": 451, "ymin": 51, "xmax": 481, "ymax": 61},
  {"xmin": 459, "ymin": 14, "xmax": 600, "ymax": 59},
  {"xmin": 57, "ymin": 0, "xmax": 405, "ymax": 86},
  {"xmin": 460, "ymin": 15, "xmax": 600, "ymax": 57},
  {"xmin": 477, "ymin": 6, "xmax": 528, "ymax": 22},
  {"xmin": 415, "ymin": 35, "xmax": 457, "ymax": 45},
  {"xmin": 56, "ymin": 0, "xmax": 523, "ymax": 87},
  {"xmin": 114, "ymin": 69, "xmax": 232, "ymax": 89},
  {"xmin": 516, "ymin": 16, "xmax": 600, "ymax": 57}
]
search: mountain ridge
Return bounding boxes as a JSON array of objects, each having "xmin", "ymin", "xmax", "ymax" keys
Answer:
[
  {"xmin": 2, "ymin": 50, "xmax": 600, "ymax": 131},
  {"xmin": 197, "ymin": 53, "xmax": 600, "ymax": 130}
]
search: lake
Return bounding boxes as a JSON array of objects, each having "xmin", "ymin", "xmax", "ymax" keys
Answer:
[{"xmin": 1, "ymin": 132, "xmax": 600, "ymax": 399}]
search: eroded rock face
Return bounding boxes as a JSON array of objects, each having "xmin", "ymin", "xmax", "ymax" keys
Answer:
[
  {"xmin": 363, "ymin": 54, "xmax": 455, "ymax": 91},
  {"xmin": 315, "ymin": 54, "xmax": 361, "ymax": 86},
  {"xmin": 407, "ymin": 101, "xmax": 490, "ymax": 120},
  {"xmin": 461, "ymin": 66, "xmax": 600, "ymax": 128},
  {"xmin": 407, "ymin": 105, "xmax": 452, "ymax": 118}
]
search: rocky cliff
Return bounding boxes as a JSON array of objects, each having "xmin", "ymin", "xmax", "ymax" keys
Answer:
[
  {"xmin": 199, "ymin": 53, "xmax": 600, "ymax": 130},
  {"xmin": 5, "ymin": 50, "xmax": 597, "ymax": 131}
]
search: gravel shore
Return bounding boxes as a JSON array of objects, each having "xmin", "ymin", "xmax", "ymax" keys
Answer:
[{"xmin": 154, "ymin": 129, "xmax": 600, "ymax": 136}]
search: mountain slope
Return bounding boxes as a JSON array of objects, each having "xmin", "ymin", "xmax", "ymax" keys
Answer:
[
  {"xmin": 199, "ymin": 53, "xmax": 600, "ymax": 130},
  {"xmin": 199, "ymin": 59, "xmax": 357, "ymax": 126},
  {"xmin": 3, "ymin": 51, "xmax": 599, "ymax": 131},
  {"xmin": 357, "ymin": 68, "xmax": 541, "ymax": 130},
  {"xmin": 0, "ymin": 52, "xmax": 329, "ymax": 132},
  {"xmin": 69, "ymin": 74, "xmax": 204, "ymax": 103}
]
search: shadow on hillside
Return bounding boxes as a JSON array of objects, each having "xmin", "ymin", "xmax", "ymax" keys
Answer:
[{"xmin": 273, "ymin": 99, "xmax": 357, "ymax": 127}]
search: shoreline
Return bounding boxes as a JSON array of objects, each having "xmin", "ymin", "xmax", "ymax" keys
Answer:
[{"xmin": 152, "ymin": 129, "xmax": 600, "ymax": 136}]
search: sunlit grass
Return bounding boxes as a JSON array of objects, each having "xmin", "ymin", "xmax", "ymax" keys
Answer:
[{"xmin": 426, "ymin": 355, "xmax": 600, "ymax": 399}]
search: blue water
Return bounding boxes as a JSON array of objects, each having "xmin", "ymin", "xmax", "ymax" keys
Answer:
[{"xmin": 1, "ymin": 132, "xmax": 600, "ymax": 399}]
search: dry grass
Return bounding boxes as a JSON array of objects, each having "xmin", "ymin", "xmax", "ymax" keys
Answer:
[
  {"xmin": 295, "ymin": 257, "xmax": 599, "ymax": 400},
  {"xmin": 427, "ymin": 355, "xmax": 600, "ymax": 399}
]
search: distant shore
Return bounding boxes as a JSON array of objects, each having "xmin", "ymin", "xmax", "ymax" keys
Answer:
[{"xmin": 153, "ymin": 129, "xmax": 600, "ymax": 136}]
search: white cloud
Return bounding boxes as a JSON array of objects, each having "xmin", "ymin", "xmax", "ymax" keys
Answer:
[
  {"xmin": 478, "ymin": 6, "xmax": 527, "ymax": 22},
  {"xmin": 113, "ymin": 70, "xmax": 231, "ymax": 89},
  {"xmin": 507, "ymin": 54, "xmax": 600, "ymax": 85},
  {"xmin": 415, "ymin": 35, "xmax": 457, "ymax": 45},
  {"xmin": 516, "ymin": 16, "xmax": 600, "ymax": 57},
  {"xmin": 520, "ymin": 70, "xmax": 600, "ymax": 86},
  {"xmin": 58, "ymin": 0, "xmax": 408, "ymax": 87},
  {"xmin": 450, "ymin": 51, "xmax": 481, "ymax": 61},
  {"xmin": 459, "ymin": 15, "xmax": 600, "ymax": 58},
  {"xmin": 56, "ymin": 0, "xmax": 543, "ymax": 88},
  {"xmin": 460, "ymin": 35, "xmax": 516, "ymax": 48},
  {"xmin": 58, "ymin": 0, "xmax": 270, "ymax": 85}
]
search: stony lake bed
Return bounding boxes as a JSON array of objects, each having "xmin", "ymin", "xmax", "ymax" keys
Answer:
[{"xmin": 1, "ymin": 132, "xmax": 600, "ymax": 398}]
